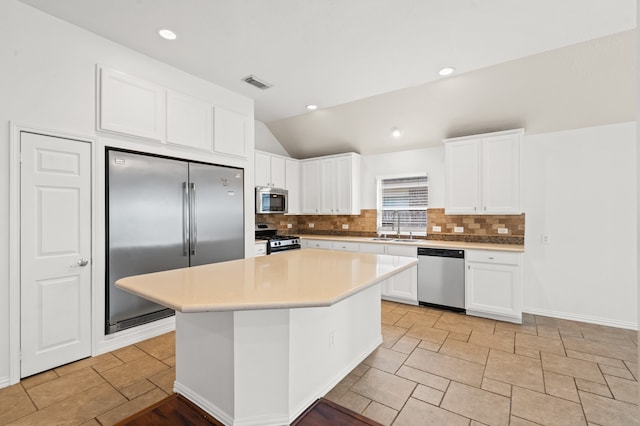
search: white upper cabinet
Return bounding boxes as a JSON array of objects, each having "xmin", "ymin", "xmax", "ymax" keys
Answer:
[
  {"xmin": 214, "ymin": 106, "xmax": 249, "ymax": 158},
  {"xmin": 166, "ymin": 90, "xmax": 213, "ymax": 151},
  {"xmin": 255, "ymin": 152, "xmax": 285, "ymax": 188},
  {"xmin": 99, "ymin": 67, "xmax": 165, "ymax": 141},
  {"xmin": 303, "ymin": 153, "xmax": 361, "ymax": 215},
  {"xmin": 444, "ymin": 129, "xmax": 523, "ymax": 215},
  {"xmin": 285, "ymin": 159, "xmax": 300, "ymax": 215}
]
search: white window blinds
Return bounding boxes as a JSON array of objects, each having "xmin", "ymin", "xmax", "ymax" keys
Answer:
[{"xmin": 377, "ymin": 175, "xmax": 428, "ymax": 235}]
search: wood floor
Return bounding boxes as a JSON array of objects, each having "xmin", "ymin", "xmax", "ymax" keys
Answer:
[{"xmin": 116, "ymin": 395, "xmax": 381, "ymax": 426}]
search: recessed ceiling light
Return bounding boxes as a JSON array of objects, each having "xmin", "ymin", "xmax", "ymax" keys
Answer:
[
  {"xmin": 158, "ymin": 29, "xmax": 177, "ymax": 40},
  {"xmin": 305, "ymin": 104, "xmax": 318, "ymax": 110},
  {"xmin": 438, "ymin": 67, "xmax": 455, "ymax": 76},
  {"xmin": 391, "ymin": 127, "xmax": 403, "ymax": 138}
]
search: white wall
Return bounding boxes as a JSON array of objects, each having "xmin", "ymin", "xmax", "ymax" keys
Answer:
[
  {"xmin": 361, "ymin": 146, "xmax": 446, "ymax": 209},
  {"xmin": 255, "ymin": 120, "xmax": 291, "ymax": 157},
  {"xmin": 0, "ymin": 0, "xmax": 254, "ymax": 385},
  {"xmin": 522, "ymin": 122, "xmax": 637, "ymax": 328}
]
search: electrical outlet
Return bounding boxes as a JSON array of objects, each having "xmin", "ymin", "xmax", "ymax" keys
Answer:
[
  {"xmin": 308, "ymin": 223, "xmax": 314, "ymax": 228},
  {"xmin": 287, "ymin": 223, "xmax": 292, "ymax": 229},
  {"xmin": 497, "ymin": 228, "xmax": 509, "ymax": 234},
  {"xmin": 541, "ymin": 234, "xmax": 551, "ymax": 244},
  {"xmin": 432, "ymin": 225, "xmax": 442, "ymax": 232},
  {"xmin": 342, "ymin": 224, "xmax": 349, "ymax": 230},
  {"xmin": 454, "ymin": 226, "xmax": 464, "ymax": 233}
]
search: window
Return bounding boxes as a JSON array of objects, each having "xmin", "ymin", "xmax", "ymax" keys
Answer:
[{"xmin": 377, "ymin": 174, "xmax": 428, "ymax": 235}]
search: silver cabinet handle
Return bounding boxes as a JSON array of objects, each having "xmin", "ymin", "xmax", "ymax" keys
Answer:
[
  {"xmin": 190, "ymin": 182, "xmax": 197, "ymax": 255},
  {"xmin": 182, "ymin": 182, "xmax": 189, "ymax": 256}
]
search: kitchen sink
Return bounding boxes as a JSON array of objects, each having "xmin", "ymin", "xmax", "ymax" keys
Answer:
[
  {"xmin": 369, "ymin": 237, "xmax": 395, "ymax": 241},
  {"xmin": 369, "ymin": 238, "xmax": 420, "ymax": 243}
]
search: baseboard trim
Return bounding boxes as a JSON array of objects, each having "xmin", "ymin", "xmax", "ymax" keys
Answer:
[
  {"xmin": 96, "ymin": 316, "xmax": 176, "ymax": 354},
  {"xmin": 0, "ymin": 376, "xmax": 11, "ymax": 389},
  {"xmin": 522, "ymin": 306, "xmax": 638, "ymax": 330}
]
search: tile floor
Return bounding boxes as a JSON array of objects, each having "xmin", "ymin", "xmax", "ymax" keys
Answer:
[{"xmin": 0, "ymin": 303, "xmax": 638, "ymax": 425}]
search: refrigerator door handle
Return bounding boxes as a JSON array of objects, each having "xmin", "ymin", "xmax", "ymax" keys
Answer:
[
  {"xmin": 190, "ymin": 182, "xmax": 197, "ymax": 255},
  {"xmin": 182, "ymin": 182, "xmax": 189, "ymax": 256}
]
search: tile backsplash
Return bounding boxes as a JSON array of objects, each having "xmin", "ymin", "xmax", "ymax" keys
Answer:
[{"xmin": 256, "ymin": 208, "xmax": 525, "ymax": 244}]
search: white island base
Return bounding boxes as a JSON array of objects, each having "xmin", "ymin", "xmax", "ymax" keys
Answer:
[{"xmin": 174, "ymin": 284, "xmax": 382, "ymax": 426}]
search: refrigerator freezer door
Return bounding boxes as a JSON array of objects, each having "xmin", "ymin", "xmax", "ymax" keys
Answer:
[
  {"xmin": 107, "ymin": 150, "xmax": 189, "ymax": 332},
  {"xmin": 188, "ymin": 163, "xmax": 244, "ymax": 266}
]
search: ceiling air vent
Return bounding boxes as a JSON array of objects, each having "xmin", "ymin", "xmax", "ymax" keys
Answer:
[{"xmin": 242, "ymin": 75, "xmax": 272, "ymax": 90}]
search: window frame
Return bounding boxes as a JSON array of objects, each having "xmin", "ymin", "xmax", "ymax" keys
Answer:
[{"xmin": 376, "ymin": 172, "xmax": 428, "ymax": 236}]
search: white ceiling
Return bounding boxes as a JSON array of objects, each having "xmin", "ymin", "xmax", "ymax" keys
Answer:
[{"xmin": 19, "ymin": 0, "xmax": 636, "ymax": 157}]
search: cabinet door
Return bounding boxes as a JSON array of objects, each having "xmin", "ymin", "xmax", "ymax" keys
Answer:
[
  {"xmin": 99, "ymin": 67, "xmax": 165, "ymax": 141},
  {"xmin": 214, "ymin": 106, "xmax": 248, "ymax": 158},
  {"xmin": 482, "ymin": 134, "xmax": 521, "ymax": 214},
  {"xmin": 166, "ymin": 90, "xmax": 213, "ymax": 151},
  {"xmin": 285, "ymin": 160, "xmax": 300, "ymax": 214},
  {"xmin": 444, "ymin": 139, "xmax": 481, "ymax": 214},
  {"xmin": 319, "ymin": 159, "xmax": 336, "ymax": 214},
  {"xmin": 303, "ymin": 239, "xmax": 332, "ymax": 249},
  {"xmin": 270, "ymin": 156, "xmax": 286, "ymax": 188},
  {"xmin": 385, "ymin": 266, "xmax": 418, "ymax": 303},
  {"xmin": 466, "ymin": 262, "xmax": 521, "ymax": 321},
  {"xmin": 331, "ymin": 241, "xmax": 360, "ymax": 252},
  {"xmin": 334, "ymin": 155, "xmax": 353, "ymax": 214},
  {"xmin": 301, "ymin": 160, "xmax": 321, "ymax": 214},
  {"xmin": 255, "ymin": 152, "xmax": 271, "ymax": 187}
]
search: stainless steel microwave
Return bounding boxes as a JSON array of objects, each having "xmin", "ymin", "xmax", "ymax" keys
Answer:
[{"xmin": 255, "ymin": 187, "xmax": 288, "ymax": 214}]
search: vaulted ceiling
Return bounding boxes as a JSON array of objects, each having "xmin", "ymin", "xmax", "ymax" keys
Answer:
[{"xmin": 19, "ymin": 0, "xmax": 636, "ymax": 157}]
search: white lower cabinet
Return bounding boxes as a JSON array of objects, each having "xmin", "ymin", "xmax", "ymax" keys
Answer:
[
  {"xmin": 465, "ymin": 250, "xmax": 522, "ymax": 323},
  {"xmin": 302, "ymin": 239, "xmax": 418, "ymax": 305},
  {"xmin": 254, "ymin": 241, "xmax": 267, "ymax": 257}
]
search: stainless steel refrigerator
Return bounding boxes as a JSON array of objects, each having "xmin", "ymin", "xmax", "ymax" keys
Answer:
[{"xmin": 106, "ymin": 149, "xmax": 244, "ymax": 334}]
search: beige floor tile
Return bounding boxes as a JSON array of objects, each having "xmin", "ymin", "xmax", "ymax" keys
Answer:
[
  {"xmin": 364, "ymin": 347, "xmax": 409, "ymax": 374},
  {"xmin": 417, "ymin": 340, "xmax": 442, "ymax": 352},
  {"xmin": 447, "ymin": 332, "xmax": 470, "ymax": 342},
  {"xmin": 135, "ymin": 332, "xmax": 175, "ymax": 360},
  {"xmin": 580, "ymin": 328, "xmax": 637, "ymax": 347},
  {"xmin": 79, "ymin": 419, "xmax": 101, "ymax": 426},
  {"xmin": 512, "ymin": 386, "xmax": 586, "ymax": 425},
  {"xmin": 393, "ymin": 397, "xmax": 469, "ymax": 426},
  {"xmin": 394, "ymin": 312, "xmax": 440, "ymax": 329},
  {"xmin": 111, "ymin": 345, "xmax": 148, "ymax": 363},
  {"xmin": 96, "ymin": 387, "xmax": 168, "ymax": 426},
  {"xmin": 395, "ymin": 365, "xmax": 450, "ymax": 392},
  {"xmin": 566, "ymin": 349, "xmax": 626, "ymax": 368},
  {"xmin": 325, "ymin": 372, "xmax": 360, "ymax": 402},
  {"xmin": 120, "ymin": 379, "xmax": 157, "ymax": 400},
  {"xmin": 148, "ymin": 366, "xmax": 176, "ymax": 394},
  {"xmin": 0, "ymin": 384, "xmax": 36, "ymax": 425},
  {"xmin": 381, "ymin": 324, "xmax": 407, "ymax": 348},
  {"xmin": 494, "ymin": 321, "xmax": 537, "ymax": 336},
  {"xmin": 337, "ymin": 391, "xmax": 370, "ymax": 414},
  {"xmin": 579, "ymin": 391, "xmax": 640, "ymax": 425},
  {"xmin": 599, "ymin": 364, "xmax": 635, "ymax": 380},
  {"xmin": 350, "ymin": 368, "xmax": 416, "ymax": 410},
  {"xmin": 439, "ymin": 339, "xmax": 489, "ymax": 365},
  {"xmin": 468, "ymin": 330, "xmax": 514, "ymax": 353},
  {"xmin": 623, "ymin": 360, "xmax": 638, "ymax": 380},
  {"xmin": 412, "ymin": 384, "xmax": 444, "ymax": 406},
  {"xmin": 404, "ymin": 347, "xmax": 484, "ymax": 387},
  {"xmin": 516, "ymin": 332, "xmax": 565, "ymax": 356},
  {"xmin": 362, "ymin": 401, "xmax": 397, "ymax": 426},
  {"xmin": 162, "ymin": 355, "xmax": 176, "ymax": 367},
  {"xmin": 54, "ymin": 353, "xmax": 120, "ymax": 376},
  {"xmin": 536, "ymin": 324, "xmax": 561, "ymax": 339},
  {"xmin": 433, "ymin": 312, "xmax": 495, "ymax": 335},
  {"xmin": 575, "ymin": 378, "xmax": 612, "ymax": 398},
  {"xmin": 381, "ymin": 301, "xmax": 399, "ymax": 313},
  {"xmin": 563, "ymin": 336, "xmax": 637, "ymax": 363},
  {"xmin": 99, "ymin": 354, "xmax": 169, "ymax": 389},
  {"xmin": 541, "ymin": 352, "xmax": 605, "ymax": 384},
  {"xmin": 481, "ymin": 377, "xmax": 511, "ymax": 397},
  {"xmin": 510, "ymin": 415, "xmax": 542, "ymax": 425},
  {"xmin": 515, "ymin": 346, "xmax": 540, "ymax": 359},
  {"xmin": 8, "ymin": 382, "xmax": 126, "ymax": 426},
  {"xmin": 20, "ymin": 370, "xmax": 58, "ymax": 390},
  {"xmin": 391, "ymin": 335, "xmax": 420, "ymax": 354},
  {"xmin": 484, "ymin": 349, "xmax": 545, "ymax": 392},
  {"xmin": 405, "ymin": 324, "xmax": 449, "ymax": 344},
  {"xmin": 26, "ymin": 368, "xmax": 105, "ymax": 409},
  {"xmin": 604, "ymin": 375, "xmax": 638, "ymax": 404},
  {"xmin": 351, "ymin": 362, "xmax": 370, "ymax": 377},
  {"xmin": 544, "ymin": 371, "xmax": 579, "ymax": 403},
  {"xmin": 382, "ymin": 310, "xmax": 404, "ymax": 325},
  {"xmin": 441, "ymin": 381, "xmax": 510, "ymax": 426},
  {"xmin": 92, "ymin": 354, "xmax": 125, "ymax": 373}
]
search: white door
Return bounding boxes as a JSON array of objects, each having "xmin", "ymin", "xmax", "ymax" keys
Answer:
[{"xmin": 20, "ymin": 132, "xmax": 92, "ymax": 377}]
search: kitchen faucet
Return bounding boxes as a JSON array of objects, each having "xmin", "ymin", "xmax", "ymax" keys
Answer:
[{"xmin": 391, "ymin": 211, "xmax": 401, "ymax": 237}]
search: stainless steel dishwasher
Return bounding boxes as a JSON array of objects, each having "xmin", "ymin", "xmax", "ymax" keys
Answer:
[{"xmin": 417, "ymin": 247, "xmax": 465, "ymax": 312}]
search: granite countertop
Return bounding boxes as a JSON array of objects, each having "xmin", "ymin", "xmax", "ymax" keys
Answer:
[
  {"xmin": 116, "ymin": 249, "xmax": 417, "ymax": 313},
  {"xmin": 297, "ymin": 234, "xmax": 524, "ymax": 252}
]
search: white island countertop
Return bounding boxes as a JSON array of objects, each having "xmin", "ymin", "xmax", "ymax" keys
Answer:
[{"xmin": 116, "ymin": 248, "xmax": 417, "ymax": 313}]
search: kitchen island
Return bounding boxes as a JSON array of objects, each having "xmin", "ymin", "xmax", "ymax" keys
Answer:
[{"xmin": 116, "ymin": 249, "xmax": 417, "ymax": 426}]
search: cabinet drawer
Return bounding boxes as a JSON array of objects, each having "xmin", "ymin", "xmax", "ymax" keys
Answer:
[
  {"xmin": 331, "ymin": 241, "xmax": 360, "ymax": 252},
  {"xmin": 305, "ymin": 239, "xmax": 333, "ymax": 250},
  {"xmin": 466, "ymin": 250, "xmax": 521, "ymax": 265},
  {"xmin": 255, "ymin": 242, "xmax": 267, "ymax": 257}
]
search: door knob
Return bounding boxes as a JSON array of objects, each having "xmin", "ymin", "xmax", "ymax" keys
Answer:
[{"xmin": 77, "ymin": 258, "xmax": 89, "ymax": 267}]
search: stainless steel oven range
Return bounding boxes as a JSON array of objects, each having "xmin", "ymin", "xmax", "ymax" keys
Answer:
[{"xmin": 255, "ymin": 223, "xmax": 301, "ymax": 254}]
